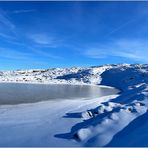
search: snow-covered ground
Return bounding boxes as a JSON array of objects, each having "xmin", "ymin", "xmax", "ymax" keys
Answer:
[{"xmin": 0, "ymin": 64, "xmax": 147, "ymax": 146}]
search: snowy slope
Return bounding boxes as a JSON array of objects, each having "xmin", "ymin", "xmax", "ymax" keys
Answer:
[
  {"xmin": 0, "ymin": 65, "xmax": 110, "ymax": 84},
  {"xmin": 0, "ymin": 64, "xmax": 147, "ymax": 146}
]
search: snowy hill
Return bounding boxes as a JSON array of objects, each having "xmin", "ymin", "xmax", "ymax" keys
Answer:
[
  {"xmin": 0, "ymin": 64, "xmax": 147, "ymax": 146},
  {"xmin": 0, "ymin": 65, "xmax": 108, "ymax": 84}
]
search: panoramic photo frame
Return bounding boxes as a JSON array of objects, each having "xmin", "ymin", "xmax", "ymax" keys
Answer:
[{"xmin": 0, "ymin": 0, "xmax": 147, "ymax": 147}]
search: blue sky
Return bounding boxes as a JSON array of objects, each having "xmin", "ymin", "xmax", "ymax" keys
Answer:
[{"xmin": 0, "ymin": 1, "xmax": 148, "ymax": 70}]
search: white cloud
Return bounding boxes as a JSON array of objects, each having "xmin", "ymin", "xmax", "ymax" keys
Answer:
[
  {"xmin": 0, "ymin": 9, "xmax": 17, "ymax": 42},
  {"xmin": 29, "ymin": 34, "xmax": 53, "ymax": 45},
  {"xmin": 30, "ymin": 47, "xmax": 61, "ymax": 59},
  {"xmin": 105, "ymin": 19, "xmax": 136, "ymax": 37},
  {"xmin": 0, "ymin": 46, "xmax": 61, "ymax": 61},
  {"xmin": 11, "ymin": 9, "xmax": 35, "ymax": 14},
  {"xmin": 84, "ymin": 48, "xmax": 107, "ymax": 59},
  {"xmin": 28, "ymin": 33, "xmax": 63, "ymax": 48},
  {"xmin": 83, "ymin": 39, "xmax": 148, "ymax": 62},
  {"xmin": 0, "ymin": 9, "xmax": 15, "ymax": 32},
  {"xmin": 0, "ymin": 48, "xmax": 33, "ymax": 60},
  {"xmin": 0, "ymin": 32, "xmax": 16, "ymax": 40}
]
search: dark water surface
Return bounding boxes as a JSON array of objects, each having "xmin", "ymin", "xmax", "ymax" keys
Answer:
[{"xmin": 0, "ymin": 83, "xmax": 119, "ymax": 105}]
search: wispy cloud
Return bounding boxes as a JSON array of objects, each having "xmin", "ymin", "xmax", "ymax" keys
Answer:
[
  {"xmin": 84, "ymin": 48, "xmax": 106, "ymax": 59},
  {"xmin": 30, "ymin": 47, "xmax": 61, "ymax": 59},
  {"xmin": 28, "ymin": 33, "xmax": 63, "ymax": 48},
  {"xmin": 0, "ymin": 47, "xmax": 55, "ymax": 69},
  {"xmin": 11, "ymin": 9, "xmax": 35, "ymax": 14},
  {"xmin": 0, "ymin": 48, "xmax": 33, "ymax": 60},
  {"xmin": 105, "ymin": 19, "xmax": 136, "ymax": 37},
  {"xmin": 0, "ymin": 9, "xmax": 18, "ymax": 43},
  {"xmin": 104, "ymin": 9, "xmax": 148, "ymax": 38},
  {"xmin": 0, "ymin": 45, "xmax": 61, "ymax": 63},
  {"xmin": 0, "ymin": 32, "xmax": 16, "ymax": 40},
  {"xmin": 0, "ymin": 9, "xmax": 15, "ymax": 33},
  {"xmin": 83, "ymin": 39, "xmax": 148, "ymax": 62},
  {"xmin": 29, "ymin": 34, "xmax": 53, "ymax": 45}
]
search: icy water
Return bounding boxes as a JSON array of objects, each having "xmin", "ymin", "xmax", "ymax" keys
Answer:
[{"xmin": 0, "ymin": 83, "xmax": 119, "ymax": 105}]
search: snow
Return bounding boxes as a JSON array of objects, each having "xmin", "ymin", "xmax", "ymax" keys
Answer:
[{"xmin": 0, "ymin": 64, "xmax": 147, "ymax": 146}]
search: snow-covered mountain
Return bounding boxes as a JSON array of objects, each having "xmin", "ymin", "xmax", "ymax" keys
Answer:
[
  {"xmin": 1, "ymin": 64, "xmax": 147, "ymax": 85},
  {"xmin": 0, "ymin": 65, "xmax": 108, "ymax": 84},
  {"xmin": 0, "ymin": 64, "xmax": 147, "ymax": 146}
]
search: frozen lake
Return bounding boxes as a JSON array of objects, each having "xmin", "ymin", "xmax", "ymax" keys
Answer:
[{"xmin": 0, "ymin": 83, "xmax": 119, "ymax": 105}]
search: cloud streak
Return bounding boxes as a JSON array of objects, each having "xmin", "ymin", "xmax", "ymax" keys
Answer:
[
  {"xmin": 0, "ymin": 9, "xmax": 15, "ymax": 33},
  {"xmin": 0, "ymin": 48, "xmax": 34, "ymax": 60},
  {"xmin": 29, "ymin": 34, "xmax": 53, "ymax": 45},
  {"xmin": 11, "ymin": 9, "xmax": 35, "ymax": 14},
  {"xmin": 83, "ymin": 39, "xmax": 148, "ymax": 62},
  {"xmin": 28, "ymin": 33, "xmax": 63, "ymax": 48},
  {"xmin": 30, "ymin": 47, "xmax": 62, "ymax": 59},
  {"xmin": 105, "ymin": 19, "xmax": 136, "ymax": 37},
  {"xmin": 0, "ymin": 32, "xmax": 16, "ymax": 40},
  {"xmin": 0, "ymin": 9, "xmax": 18, "ymax": 43},
  {"xmin": 104, "ymin": 10, "xmax": 148, "ymax": 38}
]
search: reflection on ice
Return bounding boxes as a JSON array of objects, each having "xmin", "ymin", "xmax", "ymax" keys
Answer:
[{"xmin": 0, "ymin": 83, "xmax": 119, "ymax": 105}]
